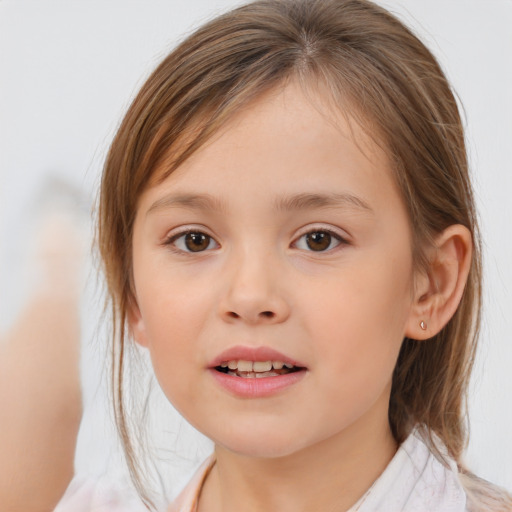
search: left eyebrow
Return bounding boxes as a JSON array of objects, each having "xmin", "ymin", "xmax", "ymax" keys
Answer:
[{"xmin": 273, "ymin": 192, "xmax": 374, "ymax": 215}]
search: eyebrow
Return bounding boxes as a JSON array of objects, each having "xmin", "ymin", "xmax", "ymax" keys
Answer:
[
  {"xmin": 146, "ymin": 191, "xmax": 374, "ymax": 216},
  {"xmin": 147, "ymin": 193, "xmax": 228, "ymax": 216},
  {"xmin": 274, "ymin": 192, "xmax": 373, "ymax": 214}
]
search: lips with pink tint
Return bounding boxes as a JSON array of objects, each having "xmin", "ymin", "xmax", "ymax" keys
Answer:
[{"xmin": 208, "ymin": 345, "xmax": 307, "ymax": 398}]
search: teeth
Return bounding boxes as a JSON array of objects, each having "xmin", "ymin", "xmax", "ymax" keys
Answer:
[
  {"xmin": 253, "ymin": 361, "xmax": 272, "ymax": 372},
  {"xmin": 220, "ymin": 359, "xmax": 295, "ymax": 372},
  {"xmin": 241, "ymin": 371, "xmax": 281, "ymax": 378},
  {"xmin": 237, "ymin": 360, "xmax": 253, "ymax": 372}
]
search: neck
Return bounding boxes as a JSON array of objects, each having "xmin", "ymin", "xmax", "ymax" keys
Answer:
[{"xmin": 198, "ymin": 392, "xmax": 397, "ymax": 512}]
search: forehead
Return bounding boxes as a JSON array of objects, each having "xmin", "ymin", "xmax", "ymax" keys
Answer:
[{"xmin": 148, "ymin": 79, "xmax": 391, "ymax": 187}]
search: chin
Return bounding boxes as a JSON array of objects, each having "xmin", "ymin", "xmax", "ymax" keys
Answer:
[
  {"xmin": 224, "ymin": 441, "xmax": 300, "ymax": 458},
  {"xmin": 212, "ymin": 428, "xmax": 310, "ymax": 459}
]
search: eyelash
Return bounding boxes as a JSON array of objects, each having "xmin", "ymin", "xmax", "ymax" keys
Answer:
[
  {"xmin": 163, "ymin": 227, "xmax": 349, "ymax": 254},
  {"xmin": 292, "ymin": 228, "xmax": 348, "ymax": 253},
  {"xmin": 165, "ymin": 229, "xmax": 219, "ymax": 254}
]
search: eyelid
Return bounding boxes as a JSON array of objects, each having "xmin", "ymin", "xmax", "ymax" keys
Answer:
[
  {"xmin": 164, "ymin": 224, "xmax": 215, "ymax": 240},
  {"xmin": 292, "ymin": 225, "xmax": 350, "ymax": 251},
  {"xmin": 163, "ymin": 226, "xmax": 220, "ymax": 254},
  {"xmin": 294, "ymin": 224, "xmax": 350, "ymax": 241}
]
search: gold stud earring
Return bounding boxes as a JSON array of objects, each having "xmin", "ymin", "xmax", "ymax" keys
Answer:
[{"xmin": 420, "ymin": 320, "xmax": 427, "ymax": 331}]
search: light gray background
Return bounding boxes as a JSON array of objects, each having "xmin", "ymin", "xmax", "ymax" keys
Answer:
[{"xmin": 1, "ymin": 0, "xmax": 511, "ymax": 502}]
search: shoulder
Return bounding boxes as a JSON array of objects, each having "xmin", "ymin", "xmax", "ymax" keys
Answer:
[
  {"xmin": 356, "ymin": 425, "xmax": 466, "ymax": 511},
  {"xmin": 459, "ymin": 470, "xmax": 512, "ymax": 512},
  {"xmin": 167, "ymin": 455, "xmax": 216, "ymax": 512},
  {"xmin": 411, "ymin": 425, "xmax": 512, "ymax": 512},
  {"xmin": 53, "ymin": 473, "xmax": 146, "ymax": 512},
  {"xmin": 54, "ymin": 454, "xmax": 216, "ymax": 512}
]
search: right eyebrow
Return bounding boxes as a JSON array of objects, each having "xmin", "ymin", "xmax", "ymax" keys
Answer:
[{"xmin": 146, "ymin": 193, "xmax": 228, "ymax": 217}]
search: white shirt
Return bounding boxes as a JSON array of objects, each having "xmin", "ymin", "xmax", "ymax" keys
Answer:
[{"xmin": 55, "ymin": 426, "xmax": 468, "ymax": 512}]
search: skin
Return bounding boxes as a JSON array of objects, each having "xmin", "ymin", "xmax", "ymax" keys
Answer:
[
  {"xmin": 0, "ymin": 214, "xmax": 84, "ymax": 512},
  {"xmin": 129, "ymin": 81, "xmax": 472, "ymax": 512},
  {"xmin": 0, "ymin": 295, "xmax": 82, "ymax": 512}
]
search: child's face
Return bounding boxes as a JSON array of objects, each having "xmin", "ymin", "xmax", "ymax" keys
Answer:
[{"xmin": 130, "ymin": 82, "xmax": 418, "ymax": 458}]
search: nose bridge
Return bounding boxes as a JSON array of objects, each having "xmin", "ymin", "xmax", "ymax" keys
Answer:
[{"xmin": 220, "ymin": 239, "xmax": 289, "ymax": 324}]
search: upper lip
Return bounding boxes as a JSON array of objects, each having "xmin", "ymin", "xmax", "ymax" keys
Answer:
[{"xmin": 209, "ymin": 345, "xmax": 306, "ymax": 369}]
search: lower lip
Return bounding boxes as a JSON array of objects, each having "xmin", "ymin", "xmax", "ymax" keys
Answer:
[{"xmin": 208, "ymin": 368, "xmax": 307, "ymax": 398}]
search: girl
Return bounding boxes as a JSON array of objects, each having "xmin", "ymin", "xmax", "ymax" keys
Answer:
[{"xmin": 53, "ymin": 0, "xmax": 511, "ymax": 510}]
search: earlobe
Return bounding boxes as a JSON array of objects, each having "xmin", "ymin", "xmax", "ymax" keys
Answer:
[
  {"xmin": 405, "ymin": 224, "xmax": 472, "ymax": 340},
  {"xmin": 127, "ymin": 295, "xmax": 149, "ymax": 347}
]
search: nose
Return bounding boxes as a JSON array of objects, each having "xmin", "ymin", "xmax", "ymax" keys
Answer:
[{"xmin": 218, "ymin": 248, "xmax": 291, "ymax": 325}]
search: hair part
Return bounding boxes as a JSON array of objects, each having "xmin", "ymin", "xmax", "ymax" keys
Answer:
[{"xmin": 96, "ymin": 0, "xmax": 510, "ymax": 509}]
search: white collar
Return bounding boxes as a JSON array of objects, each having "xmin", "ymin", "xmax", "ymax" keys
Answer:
[
  {"xmin": 350, "ymin": 426, "xmax": 467, "ymax": 511},
  {"xmin": 169, "ymin": 426, "xmax": 467, "ymax": 512}
]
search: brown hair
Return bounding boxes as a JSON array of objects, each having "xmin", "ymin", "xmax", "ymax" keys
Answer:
[{"xmin": 96, "ymin": 0, "xmax": 510, "ymax": 509}]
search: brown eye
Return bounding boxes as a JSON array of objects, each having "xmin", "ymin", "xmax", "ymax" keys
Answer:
[
  {"xmin": 294, "ymin": 229, "xmax": 344, "ymax": 252},
  {"xmin": 306, "ymin": 231, "xmax": 331, "ymax": 251},
  {"xmin": 167, "ymin": 231, "xmax": 218, "ymax": 253},
  {"xmin": 184, "ymin": 233, "xmax": 210, "ymax": 252}
]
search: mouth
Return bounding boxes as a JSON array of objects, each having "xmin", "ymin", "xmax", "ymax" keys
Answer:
[
  {"xmin": 208, "ymin": 346, "xmax": 307, "ymax": 396},
  {"xmin": 210, "ymin": 359, "xmax": 307, "ymax": 398},
  {"xmin": 214, "ymin": 359, "xmax": 304, "ymax": 378}
]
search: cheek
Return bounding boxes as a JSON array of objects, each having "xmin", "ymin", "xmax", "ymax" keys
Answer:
[
  {"xmin": 304, "ymin": 251, "xmax": 413, "ymax": 392},
  {"xmin": 134, "ymin": 264, "xmax": 215, "ymax": 393}
]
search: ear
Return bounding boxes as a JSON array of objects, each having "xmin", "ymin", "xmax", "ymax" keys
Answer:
[
  {"xmin": 126, "ymin": 294, "xmax": 149, "ymax": 348},
  {"xmin": 405, "ymin": 224, "xmax": 472, "ymax": 340}
]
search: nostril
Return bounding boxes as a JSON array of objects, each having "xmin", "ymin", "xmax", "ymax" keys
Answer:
[{"xmin": 225, "ymin": 310, "xmax": 276, "ymax": 321}]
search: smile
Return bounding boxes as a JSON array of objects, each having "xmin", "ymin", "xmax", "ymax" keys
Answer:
[
  {"xmin": 215, "ymin": 359, "xmax": 301, "ymax": 378},
  {"xmin": 208, "ymin": 346, "xmax": 308, "ymax": 397}
]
